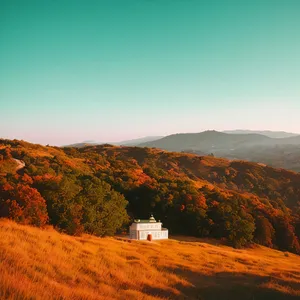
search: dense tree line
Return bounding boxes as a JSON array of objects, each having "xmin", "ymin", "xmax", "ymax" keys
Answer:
[
  {"xmin": 0, "ymin": 140, "xmax": 300, "ymax": 254},
  {"xmin": 0, "ymin": 144, "xmax": 128, "ymax": 236}
]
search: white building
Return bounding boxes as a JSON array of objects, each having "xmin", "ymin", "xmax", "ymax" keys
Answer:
[{"xmin": 129, "ymin": 215, "xmax": 168, "ymax": 240}]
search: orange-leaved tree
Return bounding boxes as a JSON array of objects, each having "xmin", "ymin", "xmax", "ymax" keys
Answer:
[{"xmin": 8, "ymin": 184, "xmax": 49, "ymax": 227}]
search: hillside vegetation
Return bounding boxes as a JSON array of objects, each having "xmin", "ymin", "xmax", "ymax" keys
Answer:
[
  {"xmin": 0, "ymin": 139, "xmax": 300, "ymax": 254},
  {"xmin": 221, "ymin": 144, "xmax": 300, "ymax": 172},
  {"xmin": 1, "ymin": 219, "xmax": 300, "ymax": 300}
]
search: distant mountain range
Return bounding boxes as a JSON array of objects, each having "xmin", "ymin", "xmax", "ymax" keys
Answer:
[
  {"xmin": 64, "ymin": 136, "xmax": 163, "ymax": 148},
  {"xmin": 139, "ymin": 130, "xmax": 300, "ymax": 151},
  {"xmin": 223, "ymin": 130, "xmax": 299, "ymax": 139},
  {"xmin": 139, "ymin": 131, "xmax": 300, "ymax": 172},
  {"xmin": 64, "ymin": 142, "xmax": 100, "ymax": 148},
  {"xmin": 65, "ymin": 131, "xmax": 300, "ymax": 149},
  {"xmin": 63, "ymin": 130, "xmax": 300, "ymax": 172},
  {"xmin": 115, "ymin": 136, "xmax": 164, "ymax": 146}
]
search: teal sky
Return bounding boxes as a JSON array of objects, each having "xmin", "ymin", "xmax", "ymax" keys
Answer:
[{"xmin": 1, "ymin": 0, "xmax": 300, "ymax": 145}]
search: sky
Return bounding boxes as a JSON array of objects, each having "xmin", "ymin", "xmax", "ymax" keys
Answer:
[{"xmin": 1, "ymin": 0, "xmax": 300, "ymax": 145}]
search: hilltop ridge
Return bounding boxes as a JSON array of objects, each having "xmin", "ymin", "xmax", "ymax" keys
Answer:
[
  {"xmin": 137, "ymin": 130, "xmax": 300, "ymax": 172},
  {"xmin": 140, "ymin": 130, "xmax": 300, "ymax": 151},
  {"xmin": 61, "ymin": 131, "xmax": 300, "ymax": 172},
  {"xmin": 223, "ymin": 130, "xmax": 299, "ymax": 138}
]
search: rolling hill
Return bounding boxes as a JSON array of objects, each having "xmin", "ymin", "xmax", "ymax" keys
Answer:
[
  {"xmin": 62, "ymin": 132, "xmax": 300, "ymax": 173},
  {"xmin": 116, "ymin": 136, "xmax": 164, "ymax": 146},
  {"xmin": 1, "ymin": 138, "xmax": 300, "ymax": 254},
  {"xmin": 64, "ymin": 136, "xmax": 164, "ymax": 148},
  {"xmin": 139, "ymin": 131, "xmax": 273, "ymax": 152},
  {"xmin": 1, "ymin": 219, "xmax": 300, "ymax": 300},
  {"xmin": 139, "ymin": 131, "xmax": 300, "ymax": 172},
  {"xmin": 223, "ymin": 130, "xmax": 299, "ymax": 139},
  {"xmin": 62, "ymin": 142, "xmax": 101, "ymax": 148}
]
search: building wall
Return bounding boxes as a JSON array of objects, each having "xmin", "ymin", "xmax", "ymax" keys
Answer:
[
  {"xmin": 129, "ymin": 229, "xmax": 138, "ymax": 239},
  {"xmin": 129, "ymin": 228, "xmax": 168, "ymax": 240},
  {"xmin": 139, "ymin": 230, "xmax": 168, "ymax": 240}
]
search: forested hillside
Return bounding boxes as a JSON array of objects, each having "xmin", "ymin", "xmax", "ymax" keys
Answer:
[{"xmin": 0, "ymin": 139, "xmax": 300, "ymax": 254}]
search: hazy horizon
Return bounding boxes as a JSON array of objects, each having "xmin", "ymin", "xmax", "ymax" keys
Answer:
[
  {"xmin": 1, "ymin": 0, "xmax": 300, "ymax": 145},
  {"xmin": 1, "ymin": 128, "xmax": 300, "ymax": 147}
]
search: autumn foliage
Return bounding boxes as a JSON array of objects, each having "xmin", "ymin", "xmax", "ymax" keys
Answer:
[
  {"xmin": 0, "ymin": 139, "xmax": 300, "ymax": 254},
  {"xmin": 8, "ymin": 184, "xmax": 48, "ymax": 227}
]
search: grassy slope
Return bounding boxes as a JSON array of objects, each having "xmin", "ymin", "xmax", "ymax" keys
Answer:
[{"xmin": 1, "ymin": 220, "xmax": 300, "ymax": 300}]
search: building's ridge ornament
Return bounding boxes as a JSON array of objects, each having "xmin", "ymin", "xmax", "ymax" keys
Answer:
[{"xmin": 149, "ymin": 214, "xmax": 156, "ymax": 223}]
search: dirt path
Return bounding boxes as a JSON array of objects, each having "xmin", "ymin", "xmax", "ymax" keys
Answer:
[{"xmin": 13, "ymin": 158, "xmax": 25, "ymax": 171}]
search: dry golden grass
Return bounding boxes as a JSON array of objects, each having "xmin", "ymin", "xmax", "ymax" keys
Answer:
[{"xmin": 0, "ymin": 219, "xmax": 299, "ymax": 300}]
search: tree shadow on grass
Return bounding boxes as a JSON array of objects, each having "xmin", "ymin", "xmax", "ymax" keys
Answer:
[
  {"xmin": 170, "ymin": 235, "xmax": 228, "ymax": 247},
  {"xmin": 141, "ymin": 267, "xmax": 299, "ymax": 300}
]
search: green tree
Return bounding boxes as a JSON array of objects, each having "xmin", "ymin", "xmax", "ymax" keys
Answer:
[
  {"xmin": 36, "ymin": 174, "xmax": 82, "ymax": 234},
  {"xmin": 227, "ymin": 214, "xmax": 255, "ymax": 248},
  {"xmin": 273, "ymin": 216, "xmax": 300, "ymax": 254},
  {"xmin": 77, "ymin": 176, "xmax": 129, "ymax": 236},
  {"xmin": 208, "ymin": 201, "xmax": 255, "ymax": 248},
  {"xmin": 254, "ymin": 215, "xmax": 275, "ymax": 247}
]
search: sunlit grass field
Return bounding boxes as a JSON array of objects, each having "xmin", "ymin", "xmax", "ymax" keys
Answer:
[{"xmin": 1, "ymin": 219, "xmax": 299, "ymax": 300}]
